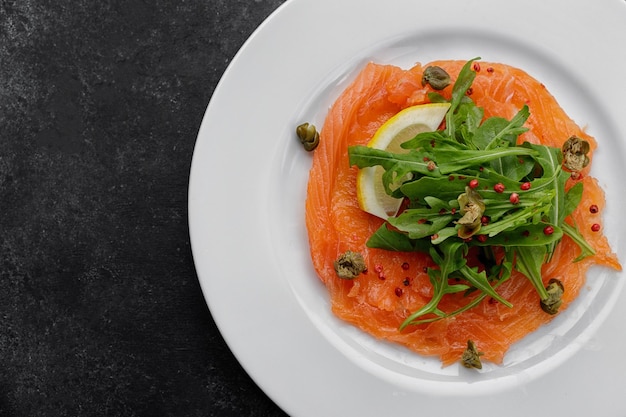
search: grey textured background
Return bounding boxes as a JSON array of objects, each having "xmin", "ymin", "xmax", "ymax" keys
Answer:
[{"xmin": 0, "ymin": 0, "xmax": 288, "ymax": 415}]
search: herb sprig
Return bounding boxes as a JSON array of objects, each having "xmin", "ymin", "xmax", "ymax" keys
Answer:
[{"xmin": 348, "ymin": 58, "xmax": 594, "ymax": 328}]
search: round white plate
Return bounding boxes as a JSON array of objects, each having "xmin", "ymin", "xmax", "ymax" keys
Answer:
[{"xmin": 189, "ymin": 0, "xmax": 626, "ymax": 415}]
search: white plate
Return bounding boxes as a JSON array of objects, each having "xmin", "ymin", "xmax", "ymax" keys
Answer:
[{"xmin": 189, "ymin": 0, "xmax": 626, "ymax": 415}]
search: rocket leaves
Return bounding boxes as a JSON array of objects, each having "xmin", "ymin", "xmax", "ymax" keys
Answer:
[{"xmin": 348, "ymin": 58, "xmax": 593, "ymax": 327}]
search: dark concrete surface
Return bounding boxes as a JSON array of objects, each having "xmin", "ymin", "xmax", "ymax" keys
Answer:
[{"xmin": 0, "ymin": 1, "xmax": 288, "ymax": 415}]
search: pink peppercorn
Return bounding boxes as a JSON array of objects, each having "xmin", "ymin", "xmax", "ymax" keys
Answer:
[
  {"xmin": 520, "ymin": 182, "xmax": 531, "ymax": 191},
  {"xmin": 494, "ymin": 183, "xmax": 505, "ymax": 193},
  {"xmin": 510, "ymin": 193, "xmax": 520, "ymax": 204},
  {"xmin": 469, "ymin": 179, "xmax": 479, "ymax": 189},
  {"xmin": 591, "ymin": 223, "xmax": 601, "ymax": 232}
]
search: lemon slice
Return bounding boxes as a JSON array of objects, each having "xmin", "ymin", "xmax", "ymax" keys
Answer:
[{"xmin": 356, "ymin": 102, "xmax": 451, "ymax": 219}]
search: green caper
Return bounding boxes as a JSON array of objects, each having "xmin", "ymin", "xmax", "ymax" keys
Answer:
[
  {"xmin": 456, "ymin": 186, "xmax": 486, "ymax": 239},
  {"xmin": 422, "ymin": 66, "xmax": 451, "ymax": 90},
  {"xmin": 296, "ymin": 122, "xmax": 320, "ymax": 151},
  {"xmin": 562, "ymin": 136, "xmax": 590, "ymax": 173},
  {"xmin": 461, "ymin": 340, "xmax": 483, "ymax": 370},
  {"xmin": 334, "ymin": 250, "xmax": 367, "ymax": 279},
  {"xmin": 540, "ymin": 278, "xmax": 564, "ymax": 315}
]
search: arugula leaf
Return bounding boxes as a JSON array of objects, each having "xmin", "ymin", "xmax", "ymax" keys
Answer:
[
  {"xmin": 561, "ymin": 222, "xmax": 596, "ymax": 261},
  {"xmin": 348, "ymin": 146, "xmax": 442, "ymax": 190},
  {"xmin": 403, "ymin": 251, "xmax": 515, "ymax": 325},
  {"xmin": 474, "ymin": 224, "xmax": 563, "ymax": 247},
  {"xmin": 400, "ymin": 176, "xmax": 465, "ymax": 203},
  {"xmin": 564, "ymin": 182, "xmax": 583, "ymax": 218},
  {"xmin": 454, "ymin": 101, "xmax": 484, "ymax": 148},
  {"xmin": 434, "ymin": 146, "xmax": 537, "ymax": 174},
  {"xmin": 480, "ymin": 194, "xmax": 553, "ymax": 236},
  {"xmin": 473, "ymin": 106, "xmax": 530, "ymax": 150},
  {"xmin": 348, "ymin": 58, "xmax": 601, "ymax": 329},
  {"xmin": 514, "ymin": 246, "xmax": 549, "ymax": 300},
  {"xmin": 445, "ymin": 58, "xmax": 480, "ymax": 139},
  {"xmin": 400, "ymin": 240, "xmax": 469, "ymax": 329},
  {"xmin": 366, "ymin": 224, "xmax": 414, "ymax": 252},
  {"xmin": 524, "ymin": 143, "xmax": 567, "ymax": 224},
  {"xmin": 388, "ymin": 213, "xmax": 454, "ymax": 240},
  {"xmin": 459, "ymin": 265, "xmax": 512, "ymax": 307}
]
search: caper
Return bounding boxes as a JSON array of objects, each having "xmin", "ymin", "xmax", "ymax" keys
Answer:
[
  {"xmin": 296, "ymin": 122, "xmax": 320, "ymax": 151},
  {"xmin": 456, "ymin": 186, "xmax": 486, "ymax": 239},
  {"xmin": 562, "ymin": 136, "xmax": 590, "ymax": 173},
  {"xmin": 461, "ymin": 340, "xmax": 484, "ymax": 370},
  {"xmin": 334, "ymin": 250, "xmax": 367, "ymax": 279},
  {"xmin": 540, "ymin": 278, "xmax": 564, "ymax": 315},
  {"xmin": 422, "ymin": 66, "xmax": 451, "ymax": 90}
]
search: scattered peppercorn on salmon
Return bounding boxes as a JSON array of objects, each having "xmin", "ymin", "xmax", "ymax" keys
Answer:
[{"xmin": 305, "ymin": 60, "xmax": 621, "ymax": 366}]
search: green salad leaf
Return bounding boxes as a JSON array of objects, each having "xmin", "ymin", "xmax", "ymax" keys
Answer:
[{"xmin": 347, "ymin": 58, "xmax": 594, "ymax": 328}]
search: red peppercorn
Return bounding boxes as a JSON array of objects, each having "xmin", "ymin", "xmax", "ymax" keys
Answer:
[
  {"xmin": 510, "ymin": 193, "xmax": 520, "ymax": 204},
  {"xmin": 467, "ymin": 87, "xmax": 473, "ymax": 96},
  {"xmin": 401, "ymin": 262, "xmax": 410, "ymax": 270},
  {"xmin": 473, "ymin": 62, "xmax": 481, "ymax": 72},
  {"xmin": 395, "ymin": 287, "xmax": 403, "ymax": 297},
  {"xmin": 477, "ymin": 234, "xmax": 488, "ymax": 243},
  {"xmin": 494, "ymin": 183, "xmax": 505, "ymax": 193},
  {"xmin": 589, "ymin": 204, "xmax": 599, "ymax": 214},
  {"xmin": 543, "ymin": 225, "xmax": 554, "ymax": 235},
  {"xmin": 591, "ymin": 223, "xmax": 601, "ymax": 232},
  {"xmin": 481, "ymin": 215, "xmax": 490, "ymax": 225},
  {"xmin": 520, "ymin": 182, "xmax": 531, "ymax": 191},
  {"xmin": 469, "ymin": 179, "xmax": 479, "ymax": 189},
  {"xmin": 486, "ymin": 67, "xmax": 494, "ymax": 73},
  {"xmin": 451, "ymin": 208, "xmax": 457, "ymax": 215}
]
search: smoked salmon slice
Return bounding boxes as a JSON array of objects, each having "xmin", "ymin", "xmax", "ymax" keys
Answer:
[{"xmin": 305, "ymin": 60, "xmax": 621, "ymax": 366}]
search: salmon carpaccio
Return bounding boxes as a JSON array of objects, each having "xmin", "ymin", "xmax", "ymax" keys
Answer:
[{"xmin": 305, "ymin": 60, "xmax": 621, "ymax": 366}]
